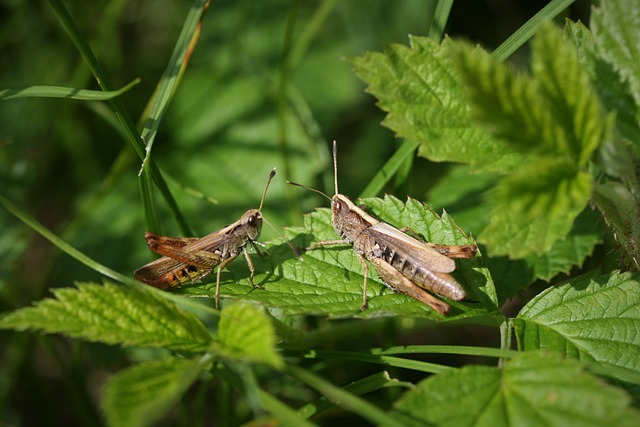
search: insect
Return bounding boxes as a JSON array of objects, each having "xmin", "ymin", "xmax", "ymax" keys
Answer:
[
  {"xmin": 289, "ymin": 141, "xmax": 477, "ymax": 315},
  {"xmin": 134, "ymin": 168, "xmax": 288, "ymax": 308}
]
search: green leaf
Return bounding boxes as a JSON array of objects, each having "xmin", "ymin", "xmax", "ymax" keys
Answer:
[
  {"xmin": 0, "ymin": 79, "xmax": 140, "ymax": 100},
  {"xmin": 217, "ymin": 301, "xmax": 284, "ymax": 368},
  {"xmin": 515, "ymin": 271, "xmax": 640, "ymax": 377},
  {"xmin": 480, "ymin": 159, "xmax": 592, "ymax": 258},
  {"xmin": 451, "ymin": 23, "xmax": 609, "ymax": 258},
  {"xmin": 103, "ymin": 356, "xmax": 206, "ymax": 427},
  {"xmin": 591, "ymin": 0, "xmax": 640, "ymax": 108},
  {"xmin": 0, "ymin": 281, "xmax": 212, "ymax": 352},
  {"xmin": 487, "ymin": 209, "xmax": 602, "ymax": 305},
  {"xmin": 183, "ymin": 195, "xmax": 496, "ymax": 319},
  {"xmin": 522, "ymin": 209, "xmax": 601, "ymax": 281},
  {"xmin": 392, "ymin": 351, "xmax": 640, "ymax": 427},
  {"xmin": 349, "ymin": 36, "xmax": 523, "ymax": 173}
]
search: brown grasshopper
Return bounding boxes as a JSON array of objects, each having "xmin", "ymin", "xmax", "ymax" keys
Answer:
[
  {"xmin": 289, "ymin": 141, "xmax": 477, "ymax": 315},
  {"xmin": 134, "ymin": 168, "xmax": 288, "ymax": 308}
]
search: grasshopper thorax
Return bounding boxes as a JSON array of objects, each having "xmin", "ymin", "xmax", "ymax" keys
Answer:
[{"xmin": 331, "ymin": 194, "xmax": 377, "ymax": 241}]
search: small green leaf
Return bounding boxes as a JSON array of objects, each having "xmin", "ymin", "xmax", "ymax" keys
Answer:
[
  {"xmin": 515, "ymin": 271, "xmax": 640, "ymax": 375},
  {"xmin": 349, "ymin": 36, "xmax": 523, "ymax": 173},
  {"xmin": 591, "ymin": 0, "xmax": 640, "ymax": 108},
  {"xmin": 0, "ymin": 281, "xmax": 212, "ymax": 352},
  {"xmin": 218, "ymin": 301, "xmax": 284, "ymax": 368},
  {"xmin": 103, "ymin": 356, "xmax": 206, "ymax": 427},
  {"xmin": 185, "ymin": 196, "xmax": 495, "ymax": 319},
  {"xmin": 392, "ymin": 351, "xmax": 640, "ymax": 427},
  {"xmin": 0, "ymin": 79, "xmax": 140, "ymax": 100}
]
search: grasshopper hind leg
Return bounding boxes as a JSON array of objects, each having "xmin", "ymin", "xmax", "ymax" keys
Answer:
[{"xmin": 371, "ymin": 257, "xmax": 450, "ymax": 315}]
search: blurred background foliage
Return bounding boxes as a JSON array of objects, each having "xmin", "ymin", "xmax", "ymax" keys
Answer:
[{"xmin": 0, "ymin": 0, "xmax": 591, "ymax": 425}]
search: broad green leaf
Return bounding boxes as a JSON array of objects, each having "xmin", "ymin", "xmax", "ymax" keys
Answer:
[
  {"xmin": 480, "ymin": 160, "xmax": 592, "ymax": 258},
  {"xmin": 217, "ymin": 301, "xmax": 284, "ymax": 368},
  {"xmin": 103, "ymin": 356, "xmax": 206, "ymax": 427},
  {"xmin": 0, "ymin": 281, "xmax": 212, "ymax": 352},
  {"xmin": 522, "ymin": 209, "xmax": 600, "ymax": 281},
  {"xmin": 515, "ymin": 271, "xmax": 640, "ymax": 376},
  {"xmin": 392, "ymin": 351, "xmax": 640, "ymax": 427},
  {"xmin": 487, "ymin": 209, "xmax": 602, "ymax": 305},
  {"xmin": 0, "ymin": 79, "xmax": 140, "ymax": 100},
  {"xmin": 452, "ymin": 24, "xmax": 609, "ymax": 258},
  {"xmin": 591, "ymin": 0, "xmax": 640, "ymax": 109},
  {"xmin": 182, "ymin": 195, "xmax": 496, "ymax": 320},
  {"xmin": 349, "ymin": 36, "xmax": 523, "ymax": 173}
]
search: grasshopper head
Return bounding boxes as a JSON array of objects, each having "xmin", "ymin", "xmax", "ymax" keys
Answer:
[
  {"xmin": 240, "ymin": 208, "xmax": 263, "ymax": 240},
  {"xmin": 331, "ymin": 194, "xmax": 372, "ymax": 239}
]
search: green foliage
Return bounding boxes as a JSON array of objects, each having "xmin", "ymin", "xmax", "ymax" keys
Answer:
[
  {"xmin": 515, "ymin": 271, "xmax": 640, "ymax": 377},
  {"xmin": 393, "ymin": 352, "xmax": 640, "ymax": 427},
  {"xmin": 217, "ymin": 301, "xmax": 284, "ymax": 368},
  {"xmin": 2, "ymin": 1, "xmax": 640, "ymax": 426},
  {"xmin": 0, "ymin": 281, "xmax": 212, "ymax": 352}
]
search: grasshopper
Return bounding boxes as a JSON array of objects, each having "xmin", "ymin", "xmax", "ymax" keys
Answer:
[
  {"xmin": 289, "ymin": 142, "xmax": 477, "ymax": 315},
  {"xmin": 134, "ymin": 168, "xmax": 287, "ymax": 308}
]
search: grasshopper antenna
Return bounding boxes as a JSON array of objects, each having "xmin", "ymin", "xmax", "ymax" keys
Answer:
[
  {"xmin": 286, "ymin": 181, "xmax": 331, "ymax": 201},
  {"xmin": 259, "ymin": 168, "xmax": 277, "ymax": 211},
  {"xmin": 259, "ymin": 168, "xmax": 301, "ymax": 258},
  {"xmin": 332, "ymin": 140, "xmax": 339, "ymax": 195}
]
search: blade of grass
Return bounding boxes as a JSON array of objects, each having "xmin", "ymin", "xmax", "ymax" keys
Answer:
[
  {"xmin": 47, "ymin": 0, "xmax": 192, "ymax": 235},
  {"xmin": 138, "ymin": 0, "xmax": 211, "ymax": 176},
  {"xmin": 286, "ymin": 365, "xmax": 420, "ymax": 427},
  {"xmin": 0, "ymin": 79, "xmax": 140, "ymax": 100},
  {"xmin": 0, "ymin": 193, "xmax": 133, "ymax": 286},
  {"xmin": 428, "ymin": 0, "xmax": 454, "ymax": 41},
  {"xmin": 371, "ymin": 345, "xmax": 520, "ymax": 359},
  {"xmin": 292, "ymin": 349, "xmax": 454, "ymax": 375},
  {"xmin": 0, "ymin": 193, "xmax": 217, "ymax": 316},
  {"xmin": 214, "ymin": 366, "xmax": 317, "ymax": 427},
  {"xmin": 491, "ymin": 0, "xmax": 576, "ymax": 61},
  {"xmin": 358, "ymin": 139, "xmax": 420, "ymax": 198},
  {"xmin": 297, "ymin": 371, "xmax": 413, "ymax": 419}
]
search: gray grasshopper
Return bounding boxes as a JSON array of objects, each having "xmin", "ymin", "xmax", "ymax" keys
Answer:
[
  {"xmin": 134, "ymin": 168, "xmax": 291, "ymax": 308},
  {"xmin": 290, "ymin": 142, "xmax": 477, "ymax": 315}
]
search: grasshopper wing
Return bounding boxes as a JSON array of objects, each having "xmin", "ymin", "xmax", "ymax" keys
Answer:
[{"xmin": 368, "ymin": 222, "xmax": 456, "ymax": 273}]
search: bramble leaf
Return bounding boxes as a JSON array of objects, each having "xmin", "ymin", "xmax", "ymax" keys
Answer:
[
  {"xmin": 350, "ymin": 36, "xmax": 524, "ymax": 173},
  {"xmin": 451, "ymin": 24, "xmax": 610, "ymax": 258},
  {"xmin": 182, "ymin": 195, "xmax": 496, "ymax": 320},
  {"xmin": 103, "ymin": 356, "xmax": 206, "ymax": 427},
  {"xmin": 392, "ymin": 352, "xmax": 640, "ymax": 427},
  {"xmin": 0, "ymin": 282, "xmax": 212, "ymax": 352},
  {"xmin": 515, "ymin": 271, "xmax": 640, "ymax": 376}
]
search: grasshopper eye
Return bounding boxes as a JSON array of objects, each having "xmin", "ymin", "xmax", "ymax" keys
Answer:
[{"xmin": 248, "ymin": 213, "xmax": 261, "ymax": 226}]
